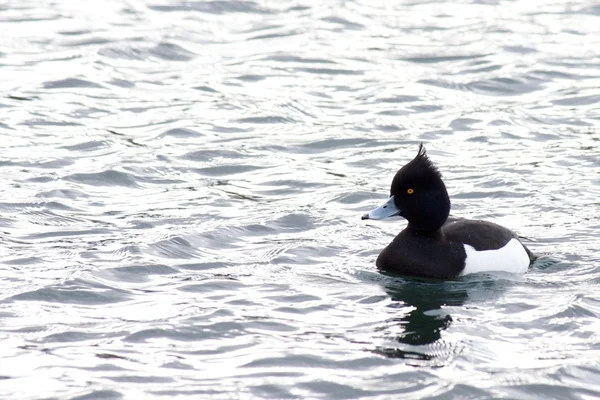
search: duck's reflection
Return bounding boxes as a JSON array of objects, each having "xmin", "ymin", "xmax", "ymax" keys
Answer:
[{"xmin": 373, "ymin": 276, "xmax": 470, "ymax": 362}]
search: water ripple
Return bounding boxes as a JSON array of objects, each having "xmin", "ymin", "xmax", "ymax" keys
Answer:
[{"xmin": 1, "ymin": 0, "xmax": 600, "ymax": 399}]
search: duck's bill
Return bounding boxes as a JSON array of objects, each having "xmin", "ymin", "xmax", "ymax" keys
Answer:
[{"xmin": 361, "ymin": 196, "xmax": 400, "ymax": 220}]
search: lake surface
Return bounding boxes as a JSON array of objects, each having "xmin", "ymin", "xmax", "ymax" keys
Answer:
[{"xmin": 1, "ymin": 1, "xmax": 600, "ymax": 399}]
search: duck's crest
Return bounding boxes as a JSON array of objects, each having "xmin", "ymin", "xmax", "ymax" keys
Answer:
[{"xmin": 413, "ymin": 143, "xmax": 442, "ymax": 179}]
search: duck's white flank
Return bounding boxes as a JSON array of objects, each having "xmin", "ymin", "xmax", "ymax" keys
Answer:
[{"xmin": 460, "ymin": 238, "xmax": 530, "ymax": 276}]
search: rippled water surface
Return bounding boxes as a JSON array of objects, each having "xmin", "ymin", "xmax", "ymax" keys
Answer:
[{"xmin": 1, "ymin": 1, "xmax": 600, "ymax": 398}]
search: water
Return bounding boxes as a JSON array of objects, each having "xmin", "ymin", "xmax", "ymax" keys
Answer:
[{"xmin": 1, "ymin": 0, "xmax": 600, "ymax": 398}]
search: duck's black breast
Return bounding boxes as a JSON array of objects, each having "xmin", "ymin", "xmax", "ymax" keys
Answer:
[{"xmin": 375, "ymin": 229, "xmax": 466, "ymax": 279}]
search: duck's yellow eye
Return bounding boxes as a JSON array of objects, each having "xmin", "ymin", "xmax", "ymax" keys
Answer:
[{"xmin": 407, "ymin": 188, "xmax": 414, "ymax": 194}]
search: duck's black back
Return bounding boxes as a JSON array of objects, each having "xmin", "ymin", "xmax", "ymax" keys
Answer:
[
  {"xmin": 442, "ymin": 218, "xmax": 536, "ymax": 262},
  {"xmin": 442, "ymin": 218, "xmax": 513, "ymax": 250}
]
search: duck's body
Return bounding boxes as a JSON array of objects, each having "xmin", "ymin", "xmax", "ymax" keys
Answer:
[
  {"xmin": 363, "ymin": 145, "xmax": 535, "ymax": 279},
  {"xmin": 376, "ymin": 218, "xmax": 534, "ymax": 279}
]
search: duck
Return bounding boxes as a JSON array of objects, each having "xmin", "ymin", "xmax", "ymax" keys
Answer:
[{"xmin": 362, "ymin": 144, "xmax": 535, "ymax": 279}]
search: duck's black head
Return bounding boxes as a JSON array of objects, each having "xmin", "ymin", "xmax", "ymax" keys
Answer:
[{"xmin": 362, "ymin": 144, "xmax": 451, "ymax": 233}]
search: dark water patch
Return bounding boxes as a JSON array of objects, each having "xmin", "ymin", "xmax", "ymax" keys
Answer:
[
  {"xmin": 63, "ymin": 170, "xmax": 141, "ymax": 187},
  {"xmin": 35, "ymin": 188, "xmax": 88, "ymax": 200},
  {"xmin": 265, "ymin": 54, "xmax": 338, "ymax": 64},
  {"xmin": 43, "ymin": 330, "xmax": 124, "ymax": 343},
  {"xmin": 148, "ymin": 42, "xmax": 196, "ymax": 61},
  {"xmin": 265, "ymin": 213, "xmax": 316, "ymax": 232},
  {"xmin": 245, "ymin": 319, "xmax": 297, "ymax": 333},
  {"xmin": 191, "ymin": 228, "xmax": 248, "ymax": 251},
  {"xmin": 237, "ymin": 223, "xmax": 276, "ymax": 236},
  {"xmin": 253, "ymin": 179, "xmax": 332, "ymax": 196},
  {"xmin": 98, "ymin": 46, "xmax": 146, "ymax": 61},
  {"xmin": 6, "ymin": 94, "xmax": 38, "ymax": 101},
  {"xmin": 271, "ymin": 243, "xmax": 339, "ymax": 265},
  {"xmin": 329, "ymin": 191, "xmax": 378, "ymax": 205},
  {"xmin": 147, "ymin": 235, "xmax": 201, "ymax": 260},
  {"xmin": 158, "ymin": 127, "xmax": 204, "ymax": 138},
  {"xmin": 300, "ymin": 380, "xmax": 375, "ymax": 399},
  {"xmin": 235, "ymin": 116, "xmax": 296, "ymax": 124},
  {"xmin": 294, "ymin": 138, "xmax": 373, "ymax": 153},
  {"xmin": 58, "ymin": 30, "xmax": 92, "ymax": 36},
  {"xmin": 467, "ymin": 77, "xmax": 544, "ymax": 96},
  {"xmin": 242, "ymin": 354, "xmax": 390, "ymax": 370},
  {"xmin": 23, "ymin": 208, "xmax": 85, "ymax": 226},
  {"xmin": 193, "ymin": 85, "xmax": 220, "ymax": 93},
  {"xmin": 192, "ymin": 164, "xmax": 267, "ymax": 177},
  {"xmin": 109, "ymin": 375, "xmax": 174, "ymax": 383},
  {"xmin": 124, "ymin": 322, "xmax": 246, "ymax": 343},
  {"xmin": 503, "ymin": 45, "xmax": 537, "ymax": 54},
  {"xmin": 184, "ymin": 342, "xmax": 251, "ymax": 358},
  {"xmin": 2, "ymin": 14, "xmax": 62, "ymax": 24},
  {"xmin": 60, "ymin": 140, "xmax": 111, "ymax": 152},
  {"xmin": 527, "ymin": 69, "xmax": 582, "ymax": 80},
  {"xmin": 449, "ymin": 118, "xmax": 481, "ymax": 130},
  {"xmin": 43, "ymin": 78, "xmax": 103, "ymax": 89},
  {"xmin": 149, "ymin": 389, "xmax": 236, "ymax": 398},
  {"xmin": 322, "ymin": 16, "xmax": 365, "ymax": 30},
  {"xmin": 529, "ymin": 256, "xmax": 566, "ymax": 272},
  {"xmin": 547, "ymin": 301, "xmax": 598, "ymax": 319},
  {"xmin": 96, "ymin": 264, "xmax": 180, "ymax": 283},
  {"xmin": 160, "ymin": 360, "xmax": 195, "ymax": 370},
  {"xmin": 418, "ymin": 78, "xmax": 470, "ymax": 92},
  {"xmin": 376, "ymin": 95, "xmax": 420, "ymax": 103},
  {"xmin": 273, "ymin": 303, "xmax": 333, "ymax": 315},
  {"xmin": 184, "ymin": 148, "xmax": 248, "ymax": 161},
  {"xmin": 409, "ymin": 104, "xmax": 443, "ymax": 113},
  {"xmin": 579, "ymin": 5, "xmax": 600, "ymax": 15},
  {"xmin": 250, "ymin": 384, "xmax": 295, "ymax": 399},
  {"xmin": 293, "ymin": 67, "xmax": 363, "ymax": 76},
  {"xmin": 148, "ymin": 1, "xmax": 272, "ymax": 14},
  {"xmin": 9, "ymin": 279, "xmax": 131, "ymax": 305},
  {"xmin": 177, "ymin": 278, "xmax": 245, "ymax": 293},
  {"xmin": 460, "ymin": 63, "xmax": 503, "ymax": 75},
  {"xmin": 0, "ymin": 201, "xmax": 77, "ymax": 213},
  {"xmin": 235, "ymin": 74, "xmax": 266, "ymax": 82},
  {"xmin": 63, "ymin": 37, "xmax": 113, "ymax": 47},
  {"xmin": 403, "ymin": 53, "xmax": 489, "ymax": 64},
  {"xmin": 108, "ymin": 78, "xmax": 135, "ymax": 88},
  {"xmin": 451, "ymin": 190, "xmax": 529, "ymax": 199},
  {"xmin": 28, "ymin": 158, "xmax": 73, "ymax": 169},
  {"xmin": 21, "ymin": 119, "xmax": 84, "ymax": 127},
  {"xmin": 70, "ymin": 390, "xmax": 124, "ymax": 400},
  {"xmin": 210, "ymin": 124, "xmax": 251, "ymax": 134},
  {"xmin": 377, "ymin": 110, "xmax": 410, "ymax": 117},
  {"xmin": 552, "ymin": 94, "xmax": 600, "ymax": 106},
  {"xmin": 269, "ymin": 293, "xmax": 322, "ymax": 303},
  {"xmin": 488, "ymin": 118, "xmax": 512, "ymax": 126},
  {"xmin": 177, "ymin": 261, "xmax": 230, "ymax": 271},
  {"xmin": 374, "ymin": 123, "xmax": 405, "ymax": 132},
  {"xmin": 502, "ymin": 383, "xmax": 599, "ymax": 400},
  {"xmin": 3, "ymin": 256, "xmax": 43, "ymax": 265}
]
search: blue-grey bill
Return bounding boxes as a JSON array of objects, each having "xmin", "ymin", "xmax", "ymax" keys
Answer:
[{"xmin": 361, "ymin": 196, "xmax": 400, "ymax": 220}]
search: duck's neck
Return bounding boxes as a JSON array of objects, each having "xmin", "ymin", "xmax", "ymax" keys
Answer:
[
  {"xmin": 406, "ymin": 205, "xmax": 449, "ymax": 233},
  {"xmin": 406, "ymin": 223, "xmax": 445, "ymax": 237}
]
